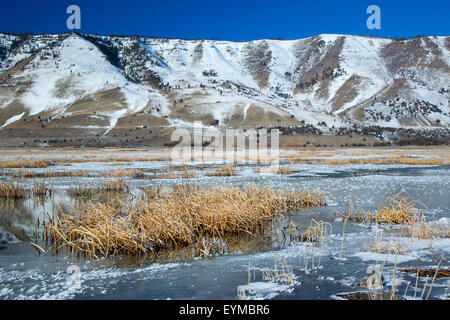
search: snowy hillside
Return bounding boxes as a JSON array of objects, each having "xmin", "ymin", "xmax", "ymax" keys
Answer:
[{"xmin": 0, "ymin": 32, "xmax": 449, "ymax": 137}]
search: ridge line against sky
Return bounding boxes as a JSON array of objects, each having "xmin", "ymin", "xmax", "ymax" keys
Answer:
[{"xmin": 0, "ymin": 0, "xmax": 449, "ymax": 42}]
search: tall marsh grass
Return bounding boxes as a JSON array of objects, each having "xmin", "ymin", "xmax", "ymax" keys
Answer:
[
  {"xmin": 340, "ymin": 195, "xmax": 421, "ymax": 225},
  {"xmin": 8, "ymin": 170, "xmax": 90, "ymax": 178},
  {"xmin": 322, "ymin": 157, "xmax": 446, "ymax": 166},
  {"xmin": 365, "ymin": 195, "xmax": 421, "ymax": 225},
  {"xmin": 0, "ymin": 181, "xmax": 28, "ymax": 199},
  {"xmin": 32, "ymin": 181, "xmax": 53, "ymax": 198},
  {"xmin": 44, "ymin": 185, "xmax": 325, "ymax": 258},
  {"xmin": 67, "ymin": 179, "xmax": 130, "ymax": 199},
  {"xmin": 0, "ymin": 159, "xmax": 52, "ymax": 169},
  {"xmin": 104, "ymin": 169, "xmax": 144, "ymax": 178}
]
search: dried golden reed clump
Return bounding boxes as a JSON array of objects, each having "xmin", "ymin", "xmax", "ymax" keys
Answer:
[
  {"xmin": 9, "ymin": 170, "xmax": 90, "ymax": 178},
  {"xmin": 181, "ymin": 167, "xmax": 197, "ymax": 179},
  {"xmin": 276, "ymin": 167, "xmax": 293, "ymax": 175},
  {"xmin": 101, "ymin": 179, "xmax": 129, "ymax": 193},
  {"xmin": 0, "ymin": 159, "xmax": 52, "ymax": 169},
  {"xmin": 296, "ymin": 219, "xmax": 332, "ymax": 243},
  {"xmin": 365, "ymin": 195, "xmax": 420, "ymax": 225},
  {"xmin": 44, "ymin": 185, "xmax": 325, "ymax": 258},
  {"xmin": 206, "ymin": 165, "xmax": 236, "ymax": 177},
  {"xmin": 338, "ymin": 194, "xmax": 422, "ymax": 225},
  {"xmin": 281, "ymin": 142, "xmax": 303, "ymax": 148},
  {"xmin": 104, "ymin": 169, "xmax": 144, "ymax": 178}
]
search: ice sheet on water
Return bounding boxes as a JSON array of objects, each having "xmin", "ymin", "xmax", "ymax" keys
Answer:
[{"xmin": 238, "ymin": 281, "xmax": 296, "ymax": 300}]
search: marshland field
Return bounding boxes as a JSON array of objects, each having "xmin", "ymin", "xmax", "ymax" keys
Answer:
[{"xmin": 0, "ymin": 146, "xmax": 449, "ymax": 300}]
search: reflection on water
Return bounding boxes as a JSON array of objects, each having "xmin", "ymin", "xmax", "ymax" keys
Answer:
[{"xmin": 0, "ymin": 198, "xmax": 34, "ymax": 242}]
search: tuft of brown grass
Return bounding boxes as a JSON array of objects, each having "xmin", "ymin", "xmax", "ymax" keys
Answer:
[
  {"xmin": 0, "ymin": 159, "xmax": 52, "ymax": 169},
  {"xmin": 181, "ymin": 167, "xmax": 197, "ymax": 179},
  {"xmin": 365, "ymin": 195, "xmax": 421, "ymax": 225},
  {"xmin": 32, "ymin": 181, "xmax": 53, "ymax": 198},
  {"xmin": 403, "ymin": 217, "xmax": 450, "ymax": 240},
  {"xmin": 322, "ymin": 158, "xmax": 366, "ymax": 165},
  {"xmin": 8, "ymin": 170, "xmax": 90, "ymax": 178},
  {"xmin": 361, "ymin": 237, "xmax": 407, "ymax": 255},
  {"xmin": 156, "ymin": 168, "xmax": 179, "ymax": 179},
  {"xmin": 339, "ymin": 196, "xmax": 449, "ymax": 245},
  {"xmin": 295, "ymin": 219, "xmax": 332, "ymax": 243},
  {"xmin": 54, "ymin": 157, "xmax": 172, "ymax": 164},
  {"xmin": 289, "ymin": 189, "xmax": 326, "ymax": 208},
  {"xmin": 276, "ymin": 167, "xmax": 293, "ymax": 175},
  {"xmin": 67, "ymin": 184, "xmax": 95, "ymax": 198},
  {"xmin": 44, "ymin": 185, "xmax": 326, "ymax": 258},
  {"xmin": 101, "ymin": 179, "xmax": 129, "ymax": 193},
  {"xmin": 340, "ymin": 195, "xmax": 421, "ymax": 225},
  {"xmin": 321, "ymin": 156, "xmax": 446, "ymax": 166},
  {"xmin": 104, "ymin": 169, "xmax": 145, "ymax": 179},
  {"xmin": 206, "ymin": 165, "xmax": 236, "ymax": 177},
  {"xmin": 261, "ymin": 257, "xmax": 295, "ymax": 285},
  {"xmin": 282, "ymin": 142, "xmax": 303, "ymax": 148},
  {"xmin": 400, "ymin": 268, "xmax": 450, "ymax": 279},
  {"xmin": 337, "ymin": 292, "xmax": 405, "ymax": 300},
  {"xmin": 395, "ymin": 157, "xmax": 445, "ymax": 165},
  {"xmin": 67, "ymin": 180, "xmax": 130, "ymax": 199}
]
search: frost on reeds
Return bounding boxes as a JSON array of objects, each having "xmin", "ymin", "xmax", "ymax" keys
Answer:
[
  {"xmin": 238, "ymin": 257, "xmax": 296, "ymax": 300},
  {"xmin": 0, "ymin": 181, "xmax": 53, "ymax": 200},
  {"xmin": 261, "ymin": 257, "xmax": 295, "ymax": 285},
  {"xmin": 402, "ymin": 216, "xmax": 450, "ymax": 240},
  {"xmin": 44, "ymin": 185, "xmax": 325, "ymax": 258}
]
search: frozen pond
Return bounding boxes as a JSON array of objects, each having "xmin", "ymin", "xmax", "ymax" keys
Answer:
[{"xmin": 0, "ymin": 161, "xmax": 449, "ymax": 300}]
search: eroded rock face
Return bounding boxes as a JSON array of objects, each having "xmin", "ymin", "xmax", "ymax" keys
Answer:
[
  {"xmin": 292, "ymin": 36, "xmax": 345, "ymax": 97},
  {"xmin": 242, "ymin": 40, "xmax": 272, "ymax": 89}
]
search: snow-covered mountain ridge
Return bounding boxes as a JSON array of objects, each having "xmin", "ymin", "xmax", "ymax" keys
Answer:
[{"xmin": 0, "ymin": 32, "xmax": 448, "ymax": 141}]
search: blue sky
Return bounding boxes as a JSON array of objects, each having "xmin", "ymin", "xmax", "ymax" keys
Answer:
[{"xmin": 0, "ymin": 0, "xmax": 448, "ymax": 41}]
